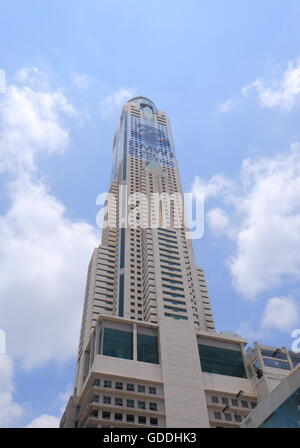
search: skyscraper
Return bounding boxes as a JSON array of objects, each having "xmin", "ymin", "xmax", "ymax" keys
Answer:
[{"xmin": 60, "ymin": 97, "xmax": 296, "ymax": 428}]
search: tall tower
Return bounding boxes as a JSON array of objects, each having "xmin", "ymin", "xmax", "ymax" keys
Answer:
[{"xmin": 60, "ymin": 97, "xmax": 259, "ymax": 428}]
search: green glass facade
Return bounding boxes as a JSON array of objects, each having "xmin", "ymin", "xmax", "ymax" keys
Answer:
[
  {"xmin": 137, "ymin": 334, "xmax": 159, "ymax": 364},
  {"xmin": 198, "ymin": 344, "xmax": 247, "ymax": 378},
  {"xmin": 100, "ymin": 328, "xmax": 133, "ymax": 360},
  {"xmin": 259, "ymin": 387, "xmax": 300, "ymax": 428}
]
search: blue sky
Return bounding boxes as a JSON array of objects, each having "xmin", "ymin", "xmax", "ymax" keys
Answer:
[{"xmin": 1, "ymin": 0, "xmax": 300, "ymax": 427}]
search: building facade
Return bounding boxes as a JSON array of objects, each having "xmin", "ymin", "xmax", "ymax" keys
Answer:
[
  {"xmin": 241, "ymin": 364, "xmax": 300, "ymax": 428},
  {"xmin": 60, "ymin": 97, "xmax": 300, "ymax": 428}
]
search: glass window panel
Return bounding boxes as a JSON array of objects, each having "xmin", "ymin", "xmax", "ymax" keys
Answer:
[
  {"xmin": 102, "ymin": 328, "xmax": 133, "ymax": 360},
  {"xmin": 263, "ymin": 358, "xmax": 291, "ymax": 370},
  {"xmin": 150, "ymin": 417, "xmax": 158, "ymax": 425},
  {"xmin": 260, "ymin": 387, "xmax": 300, "ymax": 428},
  {"xmin": 289, "ymin": 353, "xmax": 300, "ymax": 368},
  {"xmin": 198, "ymin": 345, "xmax": 247, "ymax": 379},
  {"xmin": 261, "ymin": 349, "xmax": 287, "ymax": 360},
  {"xmin": 137, "ymin": 334, "xmax": 159, "ymax": 364}
]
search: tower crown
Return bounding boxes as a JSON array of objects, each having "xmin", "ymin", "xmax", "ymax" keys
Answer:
[{"xmin": 127, "ymin": 96, "xmax": 157, "ymax": 113}]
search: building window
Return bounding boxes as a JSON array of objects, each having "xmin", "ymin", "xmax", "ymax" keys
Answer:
[
  {"xmin": 214, "ymin": 412, "xmax": 222, "ymax": 420},
  {"xmin": 222, "ymin": 397, "xmax": 229, "ymax": 405},
  {"xmin": 149, "ymin": 402, "xmax": 157, "ymax": 411},
  {"xmin": 235, "ymin": 414, "xmax": 242, "ymax": 423},
  {"xmin": 114, "ymin": 413, "xmax": 123, "ymax": 421},
  {"xmin": 104, "ymin": 380, "xmax": 112, "ymax": 388},
  {"xmin": 138, "ymin": 416, "xmax": 146, "ymax": 424},
  {"xmin": 290, "ymin": 352, "xmax": 300, "ymax": 368},
  {"xmin": 251, "ymin": 402, "xmax": 256, "ymax": 409},
  {"xmin": 101, "ymin": 328, "xmax": 133, "ymax": 360},
  {"xmin": 103, "ymin": 396, "xmax": 111, "ymax": 405},
  {"xmin": 127, "ymin": 399, "xmax": 134, "ymax": 408},
  {"xmin": 241, "ymin": 401, "xmax": 248, "ymax": 408},
  {"xmin": 90, "ymin": 395, "xmax": 99, "ymax": 403},
  {"xmin": 127, "ymin": 414, "xmax": 135, "ymax": 423},
  {"xmin": 225, "ymin": 413, "xmax": 232, "ymax": 421},
  {"xmin": 138, "ymin": 385, "xmax": 145, "ymax": 393},
  {"xmin": 261, "ymin": 349, "xmax": 287, "ymax": 360},
  {"xmin": 102, "ymin": 411, "xmax": 110, "ymax": 420},
  {"xmin": 198, "ymin": 345, "xmax": 247, "ymax": 379},
  {"xmin": 149, "ymin": 387, "xmax": 156, "ymax": 395},
  {"xmin": 93, "ymin": 378, "xmax": 100, "ymax": 387},
  {"xmin": 137, "ymin": 333, "xmax": 159, "ymax": 364},
  {"xmin": 127, "ymin": 383, "xmax": 135, "ymax": 391},
  {"xmin": 115, "ymin": 382, "xmax": 123, "ymax": 390},
  {"xmin": 150, "ymin": 417, "xmax": 158, "ymax": 426},
  {"xmin": 115, "ymin": 398, "xmax": 123, "ymax": 406},
  {"xmin": 263, "ymin": 358, "xmax": 291, "ymax": 370},
  {"xmin": 138, "ymin": 401, "xmax": 146, "ymax": 409},
  {"xmin": 212, "ymin": 396, "xmax": 219, "ymax": 404},
  {"xmin": 231, "ymin": 399, "xmax": 238, "ymax": 406}
]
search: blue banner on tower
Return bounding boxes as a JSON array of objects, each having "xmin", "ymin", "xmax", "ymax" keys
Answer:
[{"xmin": 128, "ymin": 118, "xmax": 175, "ymax": 168}]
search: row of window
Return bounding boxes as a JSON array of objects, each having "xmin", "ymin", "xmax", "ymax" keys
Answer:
[
  {"xmin": 213, "ymin": 411, "xmax": 244, "ymax": 423},
  {"xmin": 211, "ymin": 395, "xmax": 256, "ymax": 409},
  {"xmin": 99, "ymin": 328, "xmax": 159, "ymax": 364},
  {"xmin": 91, "ymin": 395, "xmax": 158, "ymax": 411},
  {"xmin": 164, "ymin": 312, "xmax": 188, "ymax": 320},
  {"xmin": 92, "ymin": 378, "xmax": 157, "ymax": 395},
  {"xmin": 91, "ymin": 410, "xmax": 158, "ymax": 426}
]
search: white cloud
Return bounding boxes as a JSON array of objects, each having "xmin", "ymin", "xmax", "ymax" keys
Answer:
[
  {"xmin": 56, "ymin": 384, "xmax": 73, "ymax": 414},
  {"xmin": 191, "ymin": 174, "xmax": 234, "ymax": 200},
  {"xmin": 100, "ymin": 87, "xmax": 135, "ymax": 117},
  {"xmin": 262, "ymin": 297, "xmax": 300, "ymax": 333},
  {"xmin": 14, "ymin": 67, "xmax": 49, "ymax": 90},
  {"xmin": 236, "ymin": 322, "xmax": 262, "ymax": 342},
  {"xmin": 0, "ymin": 67, "xmax": 100, "ymax": 428},
  {"xmin": 217, "ymin": 99, "xmax": 234, "ymax": 113},
  {"xmin": 0, "ymin": 69, "xmax": 6, "ymax": 94},
  {"xmin": 237, "ymin": 296, "xmax": 300, "ymax": 340},
  {"xmin": 206, "ymin": 208, "xmax": 231, "ymax": 236},
  {"xmin": 0, "ymin": 69, "xmax": 98, "ymax": 370},
  {"xmin": 24, "ymin": 384, "xmax": 72, "ymax": 428},
  {"xmin": 194, "ymin": 143, "xmax": 300, "ymax": 299},
  {"xmin": 0, "ymin": 80, "xmax": 76, "ymax": 173},
  {"xmin": 26, "ymin": 414, "xmax": 59, "ymax": 428},
  {"xmin": 242, "ymin": 60, "xmax": 300, "ymax": 111},
  {"xmin": 0, "ymin": 355, "xmax": 23, "ymax": 427},
  {"xmin": 229, "ymin": 147, "xmax": 300, "ymax": 298},
  {"xmin": 0, "ymin": 175, "xmax": 98, "ymax": 369},
  {"xmin": 72, "ymin": 73, "xmax": 92, "ymax": 90}
]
